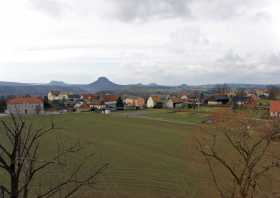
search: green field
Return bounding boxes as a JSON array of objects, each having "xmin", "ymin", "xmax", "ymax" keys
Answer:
[
  {"xmin": 113, "ymin": 107, "xmax": 223, "ymax": 125},
  {"xmin": 0, "ymin": 110, "xmax": 278, "ymax": 198}
]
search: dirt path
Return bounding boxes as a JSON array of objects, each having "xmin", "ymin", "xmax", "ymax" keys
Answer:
[
  {"xmin": 137, "ymin": 116, "xmax": 202, "ymax": 126},
  {"xmin": 112, "ymin": 110, "xmax": 203, "ymax": 126}
]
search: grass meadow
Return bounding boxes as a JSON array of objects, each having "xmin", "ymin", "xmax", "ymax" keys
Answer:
[{"xmin": 0, "ymin": 108, "xmax": 279, "ymax": 197}]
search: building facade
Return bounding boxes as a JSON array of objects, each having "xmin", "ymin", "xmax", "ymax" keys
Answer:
[
  {"xmin": 270, "ymin": 100, "xmax": 280, "ymax": 118},
  {"xmin": 124, "ymin": 97, "xmax": 145, "ymax": 108},
  {"xmin": 48, "ymin": 91, "xmax": 70, "ymax": 101},
  {"xmin": 146, "ymin": 96, "xmax": 160, "ymax": 108},
  {"xmin": 6, "ymin": 97, "xmax": 44, "ymax": 115}
]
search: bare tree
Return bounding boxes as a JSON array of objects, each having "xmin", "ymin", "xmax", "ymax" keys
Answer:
[
  {"xmin": 0, "ymin": 114, "xmax": 109, "ymax": 198},
  {"xmin": 214, "ymin": 84, "xmax": 230, "ymax": 95},
  {"xmin": 267, "ymin": 86, "xmax": 280, "ymax": 100},
  {"xmin": 235, "ymin": 88, "xmax": 247, "ymax": 97},
  {"xmin": 197, "ymin": 120, "xmax": 280, "ymax": 198}
]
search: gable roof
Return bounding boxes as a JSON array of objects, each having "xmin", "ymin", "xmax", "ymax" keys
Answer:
[
  {"xmin": 232, "ymin": 96, "xmax": 248, "ymax": 102},
  {"xmin": 270, "ymin": 101, "xmax": 280, "ymax": 112},
  {"xmin": 81, "ymin": 94, "xmax": 97, "ymax": 100},
  {"xmin": 68, "ymin": 94, "xmax": 81, "ymax": 99},
  {"xmin": 169, "ymin": 97, "xmax": 184, "ymax": 103},
  {"xmin": 150, "ymin": 96, "xmax": 161, "ymax": 102},
  {"xmin": 79, "ymin": 103, "xmax": 91, "ymax": 109},
  {"xmin": 7, "ymin": 97, "xmax": 43, "ymax": 105},
  {"xmin": 49, "ymin": 90, "xmax": 69, "ymax": 96},
  {"xmin": 125, "ymin": 97, "xmax": 144, "ymax": 101},
  {"xmin": 103, "ymin": 95, "xmax": 118, "ymax": 102}
]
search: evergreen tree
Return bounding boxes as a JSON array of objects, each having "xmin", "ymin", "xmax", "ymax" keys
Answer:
[
  {"xmin": 43, "ymin": 96, "xmax": 51, "ymax": 109},
  {"xmin": 116, "ymin": 97, "xmax": 124, "ymax": 110},
  {"xmin": 0, "ymin": 97, "xmax": 6, "ymax": 113}
]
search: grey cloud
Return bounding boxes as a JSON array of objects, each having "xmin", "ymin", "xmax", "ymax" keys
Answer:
[
  {"xmin": 30, "ymin": 0, "xmax": 66, "ymax": 17},
  {"xmin": 109, "ymin": 0, "xmax": 191, "ymax": 22},
  {"xmin": 26, "ymin": 43, "xmax": 165, "ymax": 51},
  {"xmin": 109, "ymin": 0, "xmax": 269, "ymax": 22},
  {"xmin": 192, "ymin": 0, "xmax": 257, "ymax": 20},
  {"xmin": 28, "ymin": 0, "xmax": 270, "ymax": 22},
  {"xmin": 265, "ymin": 53, "xmax": 280, "ymax": 65},
  {"xmin": 211, "ymin": 50, "xmax": 280, "ymax": 84},
  {"xmin": 170, "ymin": 26, "xmax": 210, "ymax": 46},
  {"xmin": 217, "ymin": 50, "xmax": 244, "ymax": 64},
  {"xmin": 253, "ymin": 11, "xmax": 271, "ymax": 21}
]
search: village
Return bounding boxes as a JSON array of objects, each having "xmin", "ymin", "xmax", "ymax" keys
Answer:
[
  {"xmin": 1, "ymin": 0, "xmax": 280, "ymax": 197},
  {"xmin": 1, "ymin": 86, "xmax": 280, "ymax": 119}
]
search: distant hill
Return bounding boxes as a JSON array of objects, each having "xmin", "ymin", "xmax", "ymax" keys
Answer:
[
  {"xmin": 0, "ymin": 85, "xmax": 84, "ymax": 97},
  {"xmin": 48, "ymin": 81, "xmax": 69, "ymax": 87},
  {"xmin": 0, "ymin": 77, "xmax": 276, "ymax": 97},
  {"xmin": 85, "ymin": 77, "xmax": 122, "ymax": 92},
  {"xmin": 0, "ymin": 81, "xmax": 33, "ymax": 86}
]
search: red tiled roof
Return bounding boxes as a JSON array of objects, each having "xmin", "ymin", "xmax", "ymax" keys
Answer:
[
  {"xmin": 270, "ymin": 100, "xmax": 280, "ymax": 112},
  {"xmin": 79, "ymin": 103, "xmax": 91, "ymax": 109},
  {"xmin": 103, "ymin": 95, "xmax": 118, "ymax": 102},
  {"xmin": 170, "ymin": 97, "xmax": 184, "ymax": 103},
  {"xmin": 81, "ymin": 94, "xmax": 97, "ymax": 100},
  {"xmin": 151, "ymin": 96, "xmax": 161, "ymax": 102},
  {"xmin": 7, "ymin": 97, "xmax": 43, "ymax": 105}
]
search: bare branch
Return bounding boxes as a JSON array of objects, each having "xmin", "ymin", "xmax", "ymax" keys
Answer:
[
  {"xmin": 0, "ymin": 185, "xmax": 11, "ymax": 195},
  {"xmin": 36, "ymin": 163, "xmax": 109, "ymax": 198},
  {"xmin": 197, "ymin": 139, "xmax": 226, "ymax": 198},
  {"xmin": 0, "ymin": 114, "xmax": 108, "ymax": 198},
  {"xmin": 197, "ymin": 117, "xmax": 280, "ymax": 198}
]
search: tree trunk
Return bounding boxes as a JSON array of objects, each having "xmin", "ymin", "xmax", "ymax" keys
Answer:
[
  {"xmin": 10, "ymin": 167, "xmax": 18, "ymax": 198},
  {"xmin": 10, "ymin": 175, "xmax": 18, "ymax": 198},
  {"xmin": 0, "ymin": 186, "xmax": 4, "ymax": 198}
]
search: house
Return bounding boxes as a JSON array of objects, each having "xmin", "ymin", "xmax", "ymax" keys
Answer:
[
  {"xmin": 146, "ymin": 96, "xmax": 161, "ymax": 108},
  {"xmin": 165, "ymin": 97, "xmax": 184, "ymax": 109},
  {"xmin": 173, "ymin": 98, "xmax": 185, "ymax": 108},
  {"xmin": 103, "ymin": 94, "xmax": 118, "ymax": 102},
  {"xmin": 124, "ymin": 97, "xmax": 145, "ymax": 109},
  {"xmin": 207, "ymin": 95, "xmax": 229, "ymax": 105},
  {"xmin": 270, "ymin": 101, "xmax": 280, "ymax": 118},
  {"xmin": 165, "ymin": 99, "xmax": 174, "ymax": 109},
  {"xmin": 6, "ymin": 97, "xmax": 44, "ymax": 115},
  {"xmin": 102, "ymin": 94, "xmax": 118, "ymax": 110},
  {"xmin": 207, "ymin": 100, "xmax": 219, "ymax": 105},
  {"xmin": 232, "ymin": 96, "xmax": 248, "ymax": 106},
  {"xmin": 48, "ymin": 91, "xmax": 70, "ymax": 101},
  {"xmin": 180, "ymin": 95, "xmax": 188, "ymax": 101},
  {"xmin": 256, "ymin": 89, "xmax": 269, "ymax": 98},
  {"xmin": 178, "ymin": 92, "xmax": 189, "ymax": 101},
  {"xmin": 68, "ymin": 94, "xmax": 81, "ymax": 102},
  {"xmin": 81, "ymin": 94, "xmax": 97, "ymax": 103},
  {"xmin": 92, "ymin": 101, "xmax": 105, "ymax": 110},
  {"xmin": 215, "ymin": 96, "xmax": 229, "ymax": 104},
  {"xmin": 75, "ymin": 103, "xmax": 91, "ymax": 112},
  {"xmin": 232, "ymin": 95, "xmax": 257, "ymax": 109}
]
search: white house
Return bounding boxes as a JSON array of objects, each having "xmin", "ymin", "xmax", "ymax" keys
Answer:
[
  {"xmin": 180, "ymin": 95, "xmax": 188, "ymax": 100},
  {"xmin": 165, "ymin": 99, "xmax": 174, "ymax": 109},
  {"xmin": 48, "ymin": 91, "xmax": 70, "ymax": 101},
  {"xmin": 146, "ymin": 96, "xmax": 160, "ymax": 108},
  {"xmin": 6, "ymin": 97, "xmax": 44, "ymax": 115}
]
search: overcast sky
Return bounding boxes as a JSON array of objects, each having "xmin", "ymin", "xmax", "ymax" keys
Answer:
[{"xmin": 1, "ymin": 0, "xmax": 280, "ymax": 85}]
